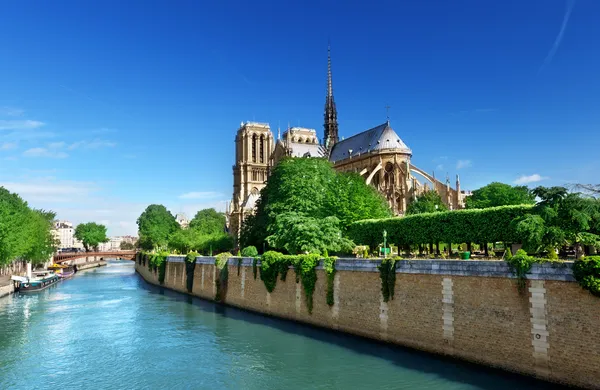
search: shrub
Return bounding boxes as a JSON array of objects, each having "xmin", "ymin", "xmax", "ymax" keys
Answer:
[
  {"xmin": 241, "ymin": 246, "xmax": 259, "ymax": 257},
  {"xmin": 506, "ymin": 249, "xmax": 534, "ymax": 294},
  {"xmin": 573, "ymin": 256, "xmax": 600, "ymax": 297},
  {"xmin": 348, "ymin": 205, "xmax": 532, "ymax": 249}
]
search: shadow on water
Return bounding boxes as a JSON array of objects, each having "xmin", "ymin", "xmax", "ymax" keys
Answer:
[{"xmin": 137, "ymin": 277, "xmax": 573, "ymax": 390}]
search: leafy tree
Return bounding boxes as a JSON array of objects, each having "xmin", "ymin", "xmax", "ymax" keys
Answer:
[
  {"xmin": 168, "ymin": 228, "xmax": 197, "ymax": 253},
  {"xmin": 137, "ymin": 204, "xmax": 179, "ymax": 250},
  {"xmin": 74, "ymin": 222, "xmax": 109, "ymax": 251},
  {"xmin": 512, "ymin": 186, "xmax": 600, "ymax": 257},
  {"xmin": 465, "ymin": 182, "xmax": 535, "ymax": 209},
  {"xmin": 0, "ymin": 187, "xmax": 59, "ymax": 266},
  {"xmin": 120, "ymin": 241, "xmax": 135, "ymax": 250},
  {"xmin": 0, "ymin": 187, "xmax": 32, "ymax": 265},
  {"xmin": 406, "ymin": 190, "xmax": 448, "ymax": 215},
  {"xmin": 189, "ymin": 208, "xmax": 226, "ymax": 235},
  {"xmin": 24, "ymin": 210, "xmax": 58, "ymax": 264},
  {"xmin": 241, "ymin": 158, "xmax": 391, "ymax": 249},
  {"xmin": 266, "ymin": 212, "xmax": 354, "ymax": 255}
]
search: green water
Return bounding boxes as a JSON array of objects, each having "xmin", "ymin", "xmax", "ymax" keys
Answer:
[{"xmin": 0, "ymin": 260, "xmax": 566, "ymax": 389}]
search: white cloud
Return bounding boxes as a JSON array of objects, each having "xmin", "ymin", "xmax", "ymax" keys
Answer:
[
  {"xmin": 514, "ymin": 174, "xmax": 548, "ymax": 185},
  {"xmin": 178, "ymin": 191, "xmax": 223, "ymax": 200},
  {"xmin": 1, "ymin": 142, "xmax": 17, "ymax": 150},
  {"xmin": 23, "ymin": 147, "xmax": 68, "ymax": 158},
  {"xmin": 435, "ymin": 164, "xmax": 444, "ymax": 171},
  {"xmin": 0, "ymin": 179, "xmax": 98, "ymax": 202},
  {"xmin": 0, "ymin": 120, "xmax": 45, "ymax": 130},
  {"xmin": 456, "ymin": 160, "xmax": 472, "ymax": 169},
  {"xmin": 68, "ymin": 139, "xmax": 116, "ymax": 150},
  {"xmin": 48, "ymin": 141, "xmax": 66, "ymax": 149},
  {"xmin": 0, "ymin": 107, "xmax": 25, "ymax": 116}
]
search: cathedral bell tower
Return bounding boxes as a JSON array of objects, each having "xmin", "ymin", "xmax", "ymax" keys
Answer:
[
  {"xmin": 229, "ymin": 122, "xmax": 274, "ymax": 246},
  {"xmin": 324, "ymin": 43, "xmax": 339, "ymax": 150}
]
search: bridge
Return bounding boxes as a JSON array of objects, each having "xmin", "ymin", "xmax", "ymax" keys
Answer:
[{"xmin": 53, "ymin": 251, "xmax": 136, "ymax": 263}]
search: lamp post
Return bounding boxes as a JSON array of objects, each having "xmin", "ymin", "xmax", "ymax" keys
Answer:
[{"xmin": 383, "ymin": 229, "xmax": 387, "ymax": 258}]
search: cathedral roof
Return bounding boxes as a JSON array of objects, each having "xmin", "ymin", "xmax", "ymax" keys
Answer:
[
  {"xmin": 328, "ymin": 121, "xmax": 411, "ymax": 163},
  {"xmin": 286, "ymin": 142, "xmax": 326, "ymax": 158}
]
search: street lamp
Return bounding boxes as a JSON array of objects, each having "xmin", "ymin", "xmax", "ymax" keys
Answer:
[{"xmin": 383, "ymin": 229, "xmax": 387, "ymax": 258}]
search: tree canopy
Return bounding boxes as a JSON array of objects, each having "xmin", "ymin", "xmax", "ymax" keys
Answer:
[
  {"xmin": 137, "ymin": 204, "xmax": 180, "ymax": 250},
  {"xmin": 406, "ymin": 190, "xmax": 448, "ymax": 215},
  {"xmin": 512, "ymin": 186, "xmax": 600, "ymax": 257},
  {"xmin": 74, "ymin": 222, "xmax": 109, "ymax": 251},
  {"xmin": 465, "ymin": 182, "xmax": 535, "ymax": 209},
  {"xmin": 189, "ymin": 208, "xmax": 225, "ymax": 235},
  {"xmin": 0, "ymin": 187, "xmax": 58, "ymax": 266},
  {"xmin": 164, "ymin": 208, "xmax": 232, "ymax": 255},
  {"xmin": 240, "ymin": 157, "xmax": 391, "ymax": 252}
]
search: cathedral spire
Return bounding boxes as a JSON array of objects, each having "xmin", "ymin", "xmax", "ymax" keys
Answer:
[{"xmin": 324, "ymin": 42, "xmax": 339, "ymax": 150}]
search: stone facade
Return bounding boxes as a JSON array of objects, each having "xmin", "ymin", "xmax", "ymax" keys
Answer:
[
  {"xmin": 136, "ymin": 257, "xmax": 599, "ymax": 389},
  {"xmin": 228, "ymin": 122, "xmax": 275, "ymax": 243}
]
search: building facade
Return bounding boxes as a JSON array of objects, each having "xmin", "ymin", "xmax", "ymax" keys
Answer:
[
  {"xmin": 228, "ymin": 45, "xmax": 467, "ymax": 244},
  {"xmin": 52, "ymin": 220, "xmax": 84, "ymax": 250}
]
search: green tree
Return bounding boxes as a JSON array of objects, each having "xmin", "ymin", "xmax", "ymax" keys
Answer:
[
  {"xmin": 512, "ymin": 186, "xmax": 600, "ymax": 257},
  {"xmin": 241, "ymin": 158, "xmax": 391, "ymax": 249},
  {"xmin": 24, "ymin": 210, "xmax": 58, "ymax": 264},
  {"xmin": 0, "ymin": 187, "xmax": 32, "ymax": 265},
  {"xmin": 406, "ymin": 190, "xmax": 448, "ymax": 215},
  {"xmin": 189, "ymin": 208, "xmax": 226, "ymax": 235},
  {"xmin": 137, "ymin": 204, "xmax": 179, "ymax": 250},
  {"xmin": 74, "ymin": 222, "xmax": 109, "ymax": 251},
  {"xmin": 120, "ymin": 241, "xmax": 135, "ymax": 250},
  {"xmin": 266, "ymin": 212, "xmax": 354, "ymax": 255},
  {"xmin": 465, "ymin": 182, "xmax": 535, "ymax": 209}
]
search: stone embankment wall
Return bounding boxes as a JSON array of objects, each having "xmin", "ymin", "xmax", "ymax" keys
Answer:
[{"xmin": 136, "ymin": 257, "xmax": 600, "ymax": 389}]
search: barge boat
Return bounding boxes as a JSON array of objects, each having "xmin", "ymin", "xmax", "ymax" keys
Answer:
[{"xmin": 11, "ymin": 271, "xmax": 60, "ymax": 293}]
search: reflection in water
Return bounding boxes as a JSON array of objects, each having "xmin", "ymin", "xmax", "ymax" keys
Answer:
[{"xmin": 0, "ymin": 260, "xmax": 567, "ymax": 390}]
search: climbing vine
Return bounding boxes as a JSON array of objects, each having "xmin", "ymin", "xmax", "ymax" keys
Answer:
[
  {"xmin": 259, "ymin": 251, "xmax": 292, "ymax": 293},
  {"xmin": 295, "ymin": 254, "xmax": 320, "ymax": 314},
  {"xmin": 185, "ymin": 251, "xmax": 199, "ymax": 293},
  {"xmin": 252, "ymin": 257, "xmax": 258, "ymax": 280},
  {"xmin": 573, "ymin": 256, "xmax": 600, "ymax": 297},
  {"xmin": 215, "ymin": 252, "xmax": 232, "ymax": 302},
  {"xmin": 237, "ymin": 257, "xmax": 242, "ymax": 276},
  {"xmin": 378, "ymin": 258, "xmax": 398, "ymax": 302},
  {"xmin": 506, "ymin": 249, "xmax": 535, "ymax": 294},
  {"xmin": 323, "ymin": 257, "xmax": 337, "ymax": 306}
]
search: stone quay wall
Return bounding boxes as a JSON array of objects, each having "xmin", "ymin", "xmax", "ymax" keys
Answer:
[{"xmin": 136, "ymin": 257, "xmax": 600, "ymax": 389}]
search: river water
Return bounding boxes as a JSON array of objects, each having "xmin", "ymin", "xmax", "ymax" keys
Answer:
[{"xmin": 0, "ymin": 260, "xmax": 567, "ymax": 389}]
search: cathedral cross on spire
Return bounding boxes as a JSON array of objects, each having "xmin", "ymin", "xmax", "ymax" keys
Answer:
[{"xmin": 324, "ymin": 42, "xmax": 339, "ymax": 150}]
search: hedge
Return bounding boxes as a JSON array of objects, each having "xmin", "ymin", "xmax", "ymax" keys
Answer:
[{"xmin": 347, "ymin": 205, "xmax": 533, "ymax": 248}]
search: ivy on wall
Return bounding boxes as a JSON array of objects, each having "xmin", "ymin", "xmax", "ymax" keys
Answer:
[
  {"xmin": 323, "ymin": 257, "xmax": 337, "ymax": 306},
  {"xmin": 506, "ymin": 249, "xmax": 535, "ymax": 294},
  {"xmin": 215, "ymin": 252, "xmax": 232, "ymax": 302},
  {"xmin": 378, "ymin": 259, "xmax": 397, "ymax": 302},
  {"xmin": 252, "ymin": 257, "xmax": 258, "ymax": 280},
  {"xmin": 185, "ymin": 251, "xmax": 199, "ymax": 293}
]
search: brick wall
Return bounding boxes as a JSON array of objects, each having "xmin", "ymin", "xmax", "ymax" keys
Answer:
[{"xmin": 136, "ymin": 257, "xmax": 600, "ymax": 389}]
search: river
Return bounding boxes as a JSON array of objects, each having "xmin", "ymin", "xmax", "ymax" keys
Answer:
[{"xmin": 0, "ymin": 260, "xmax": 567, "ymax": 389}]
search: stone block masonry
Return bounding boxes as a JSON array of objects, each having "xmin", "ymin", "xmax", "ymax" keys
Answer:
[{"xmin": 135, "ymin": 258, "xmax": 600, "ymax": 389}]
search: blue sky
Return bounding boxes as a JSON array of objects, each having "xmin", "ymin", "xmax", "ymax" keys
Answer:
[{"xmin": 0, "ymin": 0, "xmax": 598, "ymax": 236}]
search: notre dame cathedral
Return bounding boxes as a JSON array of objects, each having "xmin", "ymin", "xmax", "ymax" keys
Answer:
[{"xmin": 227, "ymin": 45, "xmax": 468, "ymax": 244}]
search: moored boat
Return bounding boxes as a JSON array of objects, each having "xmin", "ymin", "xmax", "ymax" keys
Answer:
[
  {"xmin": 11, "ymin": 271, "xmax": 60, "ymax": 293},
  {"xmin": 48, "ymin": 264, "xmax": 75, "ymax": 279}
]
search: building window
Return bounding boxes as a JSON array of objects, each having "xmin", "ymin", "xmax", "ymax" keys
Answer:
[
  {"xmin": 260, "ymin": 135, "xmax": 264, "ymax": 163},
  {"xmin": 252, "ymin": 134, "xmax": 257, "ymax": 163}
]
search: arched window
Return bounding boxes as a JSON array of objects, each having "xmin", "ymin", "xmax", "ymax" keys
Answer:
[
  {"xmin": 260, "ymin": 135, "xmax": 264, "ymax": 163},
  {"xmin": 252, "ymin": 134, "xmax": 257, "ymax": 163}
]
